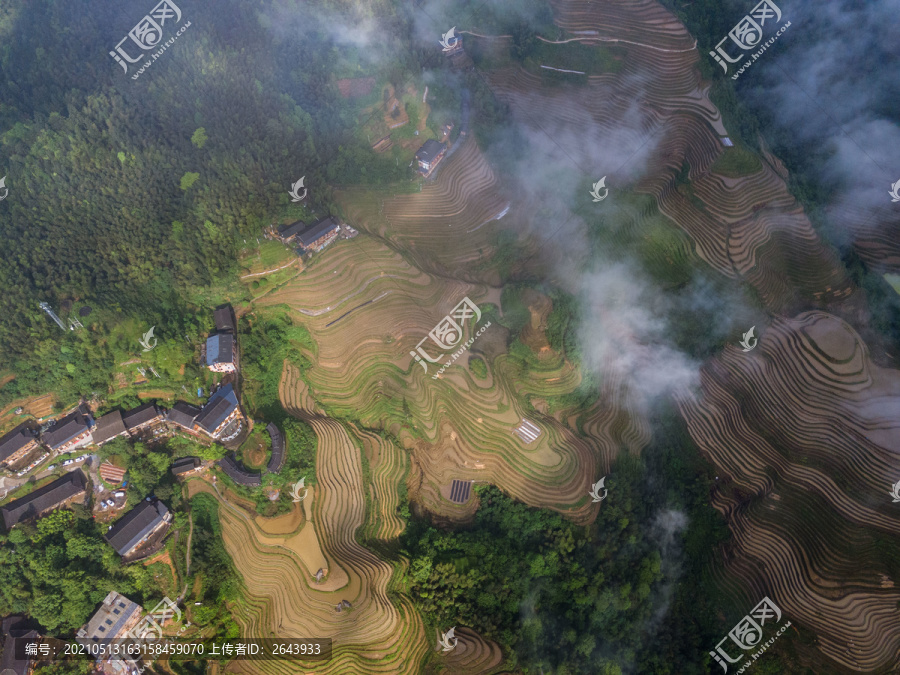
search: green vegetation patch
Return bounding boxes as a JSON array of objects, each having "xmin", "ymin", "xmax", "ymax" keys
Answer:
[
  {"xmin": 186, "ymin": 493, "xmax": 241, "ymax": 639},
  {"xmin": 237, "ymin": 427, "xmax": 271, "ymax": 471},
  {"xmin": 0, "ymin": 509, "xmax": 162, "ymax": 634},
  {"xmin": 469, "ymin": 355, "xmax": 488, "ymax": 379},
  {"xmin": 709, "ymin": 145, "xmax": 763, "ymax": 178},
  {"xmin": 239, "ymin": 307, "xmax": 313, "ymax": 423}
]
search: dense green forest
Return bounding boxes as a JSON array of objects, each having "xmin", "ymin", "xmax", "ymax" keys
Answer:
[
  {"xmin": 185, "ymin": 493, "xmax": 241, "ymax": 638},
  {"xmin": 0, "ymin": 508, "xmax": 159, "ymax": 633},
  {"xmin": 0, "ymin": 0, "xmax": 442, "ymax": 399},
  {"xmin": 403, "ymin": 403, "xmax": 732, "ymax": 675}
]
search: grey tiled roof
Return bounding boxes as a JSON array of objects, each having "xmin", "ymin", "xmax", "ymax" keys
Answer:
[
  {"xmin": 92, "ymin": 410, "xmax": 128, "ymax": 445},
  {"xmin": 104, "ymin": 499, "xmax": 170, "ymax": 556},
  {"xmin": 1, "ymin": 470, "xmax": 87, "ymax": 530},
  {"xmin": 297, "ymin": 217, "xmax": 339, "ymax": 247},
  {"xmin": 0, "ymin": 423, "xmax": 38, "ymax": 462}
]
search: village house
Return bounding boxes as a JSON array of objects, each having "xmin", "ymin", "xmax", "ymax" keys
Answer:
[
  {"xmin": 213, "ymin": 304, "xmax": 236, "ymax": 334},
  {"xmin": 122, "ymin": 403, "xmax": 164, "ymax": 434},
  {"xmin": 76, "ymin": 591, "xmax": 144, "ymax": 675},
  {"xmin": 0, "ymin": 469, "xmax": 88, "ymax": 531},
  {"xmin": 0, "ymin": 422, "xmax": 41, "ymax": 469},
  {"xmin": 1, "ymin": 616, "xmax": 40, "ymax": 675},
  {"xmin": 76, "ymin": 591, "xmax": 143, "ymax": 643},
  {"xmin": 275, "ymin": 220, "xmax": 306, "ymax": 244},
  {"xmin": 443, "ymin": 31, "xmax": 463, "ymax": 55},
  {"xmin": 170, "ymin": 456, "xmax": 202, "ymax": 477},
  {"xmin": 193, "ymin": 384, "xmax": 244, "ymax": 442},
  {"xmin": 204, "ymin": 332, "xmax": 237, "ymax": 373},
  {"xmin": 415, "ymin": 139, "xmax": 447, "ymax": 177},
  {"xmin": 104, "ymin": 498, "xmax": 172, "ymax": 559},
  {"xmin": 42, "ymin": 405, "xmax": 94, "ymax": 454},
  {"xmin": 296, "ymin": 216, "xmax": 341, "ymax": 253},
  {"xmin": 91, "ymin": 410, "xmax": 129, "ymax": 447},
  {"xmin": 166, "ymin": 402, "xmax": 203, "ymax": 436}
]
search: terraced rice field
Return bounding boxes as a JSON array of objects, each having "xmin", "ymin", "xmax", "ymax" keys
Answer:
[
  {"xmin": 214, "ymin": 1, "xmax": 900, "ymax": 671},
  {"xmin": 467, "ymin": 2, "xmax": 900, "ymax": 669},
  {"xmin": 679, "ymin": 312, "xmax": 900, "ymax": 671},
  {"xmin": 259, "ymin": 183, "xmax": 612, "ymax": 524},
  {"xmin": 190, "ymin": 368, "xmax": 432, "ymax": 674}
]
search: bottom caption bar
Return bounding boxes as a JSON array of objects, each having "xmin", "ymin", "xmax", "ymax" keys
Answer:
[{"xmin": 16, "ymin": 638, "xmax": 332, "ymax": 661}]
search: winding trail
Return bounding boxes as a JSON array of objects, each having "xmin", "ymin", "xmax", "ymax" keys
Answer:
[
  {"xmin": 459, "ymin": 29, "xmax": 697, "ymax": 53},
  {"xmin": 294, "ymin": 275, "xmax": 404, "ymax": 316},
  {"xmin": 240, "ymin": 258, "xmax": 298, "ymax": 279},
  {"xmin": 535, "ymin": 34, "xmax": 698, "ymax": 53}
]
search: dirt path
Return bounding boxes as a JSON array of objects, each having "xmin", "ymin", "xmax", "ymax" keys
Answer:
[
  {"xmin": 240, "ymin": 258, "xmax": 298, "ymax": 279},
  {"xmin": 185, "ymin": 512, "xmax": 194, "ymax": 577},
  {"xmin": 535, "ymin": 34, "xmax": 697, "ymax": 53}
]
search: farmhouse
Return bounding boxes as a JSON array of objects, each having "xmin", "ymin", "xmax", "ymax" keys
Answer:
[
  {"xmin": 104, "ymin": 498, "xmax": 172, "ymax": 559},
  {"xmin": 166, "ymin": 402, "xmax": 202, "ymax": 434},
  {"xmin": 0, "ymin": 422, "xmax": 41, "ymax": 468},
  {"xmin": 91, "ymin": 410, "xmax": 129, "ymax": 447},
  {"xmin": 415, "ymin": 139, "xmax": 447, "ymax": 177},
  {"xmin": 122, "ymin": 403, "xmax": 164, "ymax": 434},
  {"xmin": 275, "ymin": 220, "xmax": 307, "ymax": 244},
  {"xmin": 76, "ymin": 591, "xmax": 144, "ymax": 675},
  {"xmin": 171, "ymin": 456, "xmax": 202, "ymax": 476},
  {"xmin": 43, "ymin": 406, "xmax": 94, "ymax": 453},
  {"xmin": 1, "ymin": 616, "xmax": 39, "ymax": 675},
  {"xmin": 76, "ymin": 591, "xmax": 143, "ymax": 642},
  {"xmin": 297, "ymin": 216, "xmax": 341, "ymax": 253},
  {"xmin": 204, "ymin": 333, "xmax": 237, "ymax": 373},
  {"xmin": 194, "ymin": 384, "xmax": 244, "ymax": 442},
  {"xmin": 76, "ymin": 591, "xmax": 146, "ymax": 675},
  {"xmin": 213, "ymin": 304, "xmax": 236, "ymax": 333},
  {"xmin": 0, "ymin": 469, "xmax": 88, "ymax": 531},
  {"xmin": 443, "ymin": 31, "xmax": 463, "ymax": 55}
]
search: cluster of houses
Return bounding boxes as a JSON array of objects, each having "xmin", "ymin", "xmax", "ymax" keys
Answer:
[
  {"xmin": 0, "ymin": 306, "xmax": 274, "ymax": 675},
  {"xmin": 0, "ymin": 384, "xmax": 246, "ymax": 478},
  {"xmin": 0, "ymin": 305, "xmax": 247, "ymax": 480},
  {"xmin": 0, "ymin": 466, "xmax": 173, "ymax": 560}
]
